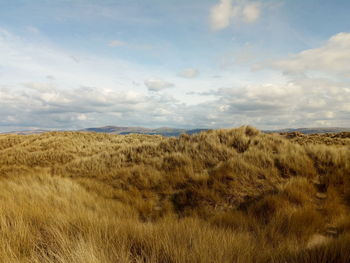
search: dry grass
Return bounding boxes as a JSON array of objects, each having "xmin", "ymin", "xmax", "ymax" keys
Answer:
[{"xmin": 0, "ymin": 126, "xmax": 349, "ymax": 262}]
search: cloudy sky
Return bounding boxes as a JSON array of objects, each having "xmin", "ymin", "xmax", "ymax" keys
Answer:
[{"xmin": 0, "ymin": 0, "xmax": 349, "ymax": 131}]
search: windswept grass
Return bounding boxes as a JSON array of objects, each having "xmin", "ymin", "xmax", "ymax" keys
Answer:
[{"xmin": 0, "ymin": 126, "xmax": 349, "ymax": 262}]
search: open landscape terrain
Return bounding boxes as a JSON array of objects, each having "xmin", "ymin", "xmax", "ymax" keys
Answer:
[
  {"xmin": 1, "ymin": 0, "xmax": 350, "ymax": 262},
  {"xmin": 0, "ymin": 126, "xmax": 349, "ymax": 262}
]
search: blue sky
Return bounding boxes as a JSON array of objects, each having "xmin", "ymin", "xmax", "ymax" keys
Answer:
[{"xmin": 0, "ymin": 0, "xmax": 349, "ymax": 131}]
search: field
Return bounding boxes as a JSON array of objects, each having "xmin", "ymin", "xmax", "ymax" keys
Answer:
[{"xmin": 0, "ymin": 126, "xmax": 349, "ymax": 262}]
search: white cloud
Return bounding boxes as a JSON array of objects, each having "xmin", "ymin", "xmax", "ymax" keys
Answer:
[
  {"xmin": 144, "ymin": 79, "xmax": 174, "ymax": 92},
  {"xmin": 210, "ymin": 0, "xmax": 234, "ymax": 31},
  {"xmin": 1, "ymin": 28, "xmax": 350, "ymax": 131},
  {"xmin": 268, "ymin": 32, "xmax": 350, "ymax": 77},
  {"xmin": 0, "ymin": 28, "xmax": 186, "ymax": 130},
  {"xmin": 243, "ymin": 3, "xmax": 260, "ymax": 23},
  {"xmin": 77, "ymin": 114, "xmax": 88, "ymax": 121},
  {"xmin": 178, "ymin": 68, "xmax": 199, "ymax": 78},
  {"xmin": 0, "ymin": 83, "xmax": 184, "ymax": 130},
  {"xmin": 210, "ymin": 0, "xmax": 261, "ymax": 30},
  {"xmin": 108, "ymin": 40, "xmax": 126, "ymax": 47},
  {"xmin": 237, "ymin": 32, "xmax": 350, "ymax": 128},
  {"xmin": 182, "ymin": 32, "xmax": 350, "ymax": 128}
]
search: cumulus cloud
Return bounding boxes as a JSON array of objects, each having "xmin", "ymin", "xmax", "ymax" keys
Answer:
[
  {"xmin": 1, "ymin": 77, "xmax": 349, "ymax": 131},
  {"xmin": 0, "ymin": 28, "xmax": 184, "ymax": 130},
  {"xmin": 267, "ymin": 32, "xmax": 350, "ymax": 77},
  {"xmin": 184, "ymin": 32, "xmax": 350, "ymax": 128},
  {"xmin": 144, "ymin": 79, "xmax": 174, "ymax": 92},
  {"xmin": 188, "ymin": 78, "xmax": 350, "ymax": 128},
  {"xmin": 242, "ymin": 3, "xmax": 260, "ymax": 23},
  {"xmin": 0, "ymin": 83, "xmax": 184, "ymax": 130},
  {"xmin": 240, "ymin": 32, "xmax": 350, "ymax": 127},
  {"xmin": 1, "ymin": 28, "xmax": 350, "ymax": 131},
  {"xmin": 178, "ymin": 68, "xmax": 199, "ymax": 78},
  {"xmin": 210, "ymin": 0, "xmax": 234, "ymax": 31},
  {"xmin": 210, "ymin": 0, "xmax": 261, "ymax": 30}
]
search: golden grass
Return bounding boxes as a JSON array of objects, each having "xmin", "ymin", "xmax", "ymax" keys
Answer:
[{"xmin": 0, "ymin": 126, "xmax": 349, "ymax": 262}]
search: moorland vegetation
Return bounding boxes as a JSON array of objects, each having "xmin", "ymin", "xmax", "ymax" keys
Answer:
[{"xmin": 0, "ymin": 126, "xmax": 349, "ymax": 262}]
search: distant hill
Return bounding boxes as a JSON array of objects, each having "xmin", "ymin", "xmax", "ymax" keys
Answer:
[
  {"xmin": 264, "ymin": 127, "xmax": 350, "ymax": 134},
  {"xmin": 80, "ymin": 126, "xmax": 209, "ymax": 137},
  {"xmin": 82, "ymin": 126, "xmax": 350, "ymax": 136},
  {"xmin": 2, "ymin": 126, "xmax": 350, "ymax": 136},
  {"xmin": 0, "ymin": 129, "xmax": 52, "ymax": 135}
]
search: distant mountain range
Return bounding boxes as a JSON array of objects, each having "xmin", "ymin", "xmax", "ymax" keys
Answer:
[
  {"xmin": 0, "ymin": 129, "xmax": 53, "ymax": 135},
  {"xmin": 1, "ymin": 126, "xmax": 350, "ymax": 136},
  {"xmin": 264, "ymin": 127, "xmax": 350, "ymax": 134},
  {"xmin": 81, "ymin": 126, "xmax": 350, "ymax": 136},
  {"xmin": 80, "ymin": 126, "xmax": 208, "ymax": 137}
]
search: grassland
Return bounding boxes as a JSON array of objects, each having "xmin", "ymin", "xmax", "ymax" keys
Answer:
[{"xmin": 0, "ymin": 126, "xmax": 349, "ymax": 262}]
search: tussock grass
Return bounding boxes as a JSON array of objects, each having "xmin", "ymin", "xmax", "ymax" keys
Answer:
[{"xmin": 0, "ymin": 126, "xmax": 349, "ymax": 262}]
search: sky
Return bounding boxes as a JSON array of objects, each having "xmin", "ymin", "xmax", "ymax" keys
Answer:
[{"xmin": 0, "ymin": 0, "xmax": 349, "ymax": 131}]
